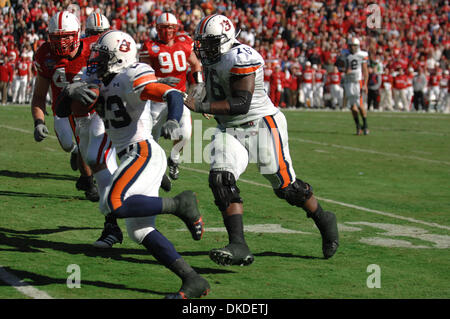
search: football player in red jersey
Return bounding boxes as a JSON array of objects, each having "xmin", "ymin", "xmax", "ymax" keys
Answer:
[
  {"xmin": 31, "ymin": 11, "xmax": 100, "ymax": 200},
  {"xmin": 31, "ymin": 11, "xmax": 122, "ymax": 248},
  {"xmin": 140, "ymin": 12, "xmax": 204, "ymax": 181}
]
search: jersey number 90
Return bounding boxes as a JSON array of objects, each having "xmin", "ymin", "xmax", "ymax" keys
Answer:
[{"xmin": 158, "ymin": 51, "xmax": 187, "ymax": 74}]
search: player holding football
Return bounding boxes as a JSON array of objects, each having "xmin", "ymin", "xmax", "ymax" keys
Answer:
[
  {"xmin": 31, "ymin": 11, "xmax": 99, "ymax": 201},
  {"xmin": 53, "ymin": 11, "xmax": 125, "ymax": 249},
  {"xmin": 343, "ymin": 37, "xmax": 369, "ymax": 135},
  {"xmin": 67, "ymin": 30, "xmax": 209, "ymax": 299},
  {"xmin": 185, "ymin": 14, "xmax": 339, "ymax": 266},
  {"xmin": 140, "ymin": 12, "xmax": 204, "ymax": 180}
]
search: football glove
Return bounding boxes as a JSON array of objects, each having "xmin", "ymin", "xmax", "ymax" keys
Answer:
[
  {"xmin": 157, "ymin": 77, "xmax": 181, "ymax": 87},
  {"xmin": 66, "ymin": 82, "xmax": 98, "ymax": 106},
  {"xmin": 161, "ymin": 119, "xmax": 182, "ymax": 140},
  {"xmin": 184, "ymin": 92, "xmax": 211, "ymax": 114},
  {"xmin": 34, "ymin": 122, "xmax": 49, "ymax": 142},
  {"xmin": 190, "ymin": 82, "xmax": 205, "ymax": 101}
]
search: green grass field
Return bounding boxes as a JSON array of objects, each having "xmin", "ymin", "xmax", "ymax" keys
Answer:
[{"xmin": 0, "ymin": 105, "xmax": 449, "ymax": 299}]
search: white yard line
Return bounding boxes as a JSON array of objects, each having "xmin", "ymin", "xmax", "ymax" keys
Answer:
[
  {"xmin": 181, "ymin": 166, "xmax": 450, "ymax": 231},
  {"xmin": 0, "ymin": 125, "xmax": 58, "ymax": 140},
  {"xmin": 292, "ymin": 138, "xmax": 450, "ymax": 166},
  {"xmin": 0, "ymin": 266, "xmax": 53, "ymax": 299}
]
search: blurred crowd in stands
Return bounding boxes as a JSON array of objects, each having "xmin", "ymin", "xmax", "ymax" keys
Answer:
[{"xmin": 0, "ymin": 0, "xmax": 448, "ymax": 112}]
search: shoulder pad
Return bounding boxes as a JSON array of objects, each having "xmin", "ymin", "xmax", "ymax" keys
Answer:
[
  {"xmin": 229, "ymin": 45, "xmax": 263, "ymax": 76},
  {"xmin": 127, "ymin": 63, "xmax": 157, "ymax": 93}
]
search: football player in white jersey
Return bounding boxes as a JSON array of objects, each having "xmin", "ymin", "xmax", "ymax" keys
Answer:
[
  {"xmin": 343, "ymin": 37, "xmax": 369, "ymax": 135},
  {"xmin": 66, "ymin": 31, "xmax": 209, "ymax": 299},
  {"xmin": 185, "ymin": 15, "xmax": 339, "ymax": 266}
]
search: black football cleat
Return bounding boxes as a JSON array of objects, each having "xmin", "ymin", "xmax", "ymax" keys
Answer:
[
  {"xmin": 314, "ymin": 210, "xmax": 339, "ymax": 259},
  {"xmin": 168, "ymin": 157, "xmax": 180, "ymax": 180},
  {"xmin": 160, "ymin": 174, "xmax": 172, "ymax": 192},
  {"xmin": 164, "ymin": 274, "xmax": 210, "ymax": 299},
  {"xmin": 84, "ymin": 183, "xmax": 100, "ymax": 202},
  {"xmin": 76, "ymin": 175, "xmax": 100, "ymax": 202},
  {"xmin": 93, "ymin": 222, "xmax": 123, "ymax": 248},
  {"xmin": 363, "ymin": 128, "xmax": 370, "ymax": 135},
  {"xmin": 173, "ymin": 191, "xmax": 204, "ymax": 241},
  {"xmin": 209, "ymin": 243, "xmax": 254, "ymax": 266},
  {"xmin": 70, "ymin": 149, "xmax": 78, "ymax": 171}
]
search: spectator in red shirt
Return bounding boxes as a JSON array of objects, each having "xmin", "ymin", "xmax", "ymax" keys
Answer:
[
  {"xmin": 328, "ymin": 66, "xmax": 343, "ymax": 110},
  {"xmin": 30, "ymin": 2, "xmax": 43, "ymax": 23},
  {"xmin": 301, "ymin": 61, "xmax": 315, "ymax": 108},
  {"xmin": 0, "ymin": 55, "xmax": 13, "ymax": 105},
  {"xmin": 428, "ymin": 68, "xmax": 442, "ymax": 111},
  {"xmin": 284, "ymin": 63, "xmax": 300, "ymax": 108},
  {"xmin": 380, "ymin": 67, "xmax": 394, "ymax": 111},
  {"xmin": 269, "ymin": 64, "xmax": 284, "ymax": 108},
  {"xmin": 263, "ymin": 61, "xmax": 274, "ymax": 98},
  {"xmin": 393, "ymin": 68, "xmax": 410, "ymax": 111}
]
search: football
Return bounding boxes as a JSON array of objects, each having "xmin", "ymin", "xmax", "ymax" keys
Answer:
[{"xmin": 70, "ymin": 86, "xmax": 100, "ymax": 116}]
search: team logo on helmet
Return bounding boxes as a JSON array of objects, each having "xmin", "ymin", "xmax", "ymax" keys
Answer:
[{"xmin": 119, "ymin": 40, "xmax": 131, "ymax": 52}]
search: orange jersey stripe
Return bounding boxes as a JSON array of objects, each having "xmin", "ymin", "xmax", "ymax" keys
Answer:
[
  {"xmin": 133, "ymin": 73, "xmax": 157, "ymax": 89},
  {"xmin": 230, "ymin": 65, "xmax": 261, "ymax": 75},
  {"xmin": 360, "ymin": 80, "xmax": 364, "ymax": 106},
  {"xmin": 140, "ymin": 82, "xmax": 173, "ymax": 102},
  {"xmin": 109, "ymin": 141, "xmax": 150, "ymax": 210},
  {"xmin": 264, "ymin": 115, "xmax": 291, "ymax": 189}
]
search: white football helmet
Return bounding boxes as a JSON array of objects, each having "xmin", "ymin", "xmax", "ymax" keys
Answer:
[
  {"xmin": 48, "ymin": 11, "xmax": 81, "ymax": 56},
  {"xmin": 88, "ymin": 30, "xmax": 137, "ymax": 78},
  {"xmin": 156, "ymin": 12, "xmax": 178, "ymax": 43},
  {"xmin": 194, "ymin": 14, "xmax": 237, "ymax": 65},
  {"xmin": 86, "ymin": 12, "xmax": 110, "ymax": 36}
]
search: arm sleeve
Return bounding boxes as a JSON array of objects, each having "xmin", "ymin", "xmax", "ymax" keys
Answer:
[
  {"xmin": 164, "ymin": 90, "xmax": 184, "ymax": 122},
  {"xmin": 227, "ymin": 89, "xmax": 252, "ymax": 115}
]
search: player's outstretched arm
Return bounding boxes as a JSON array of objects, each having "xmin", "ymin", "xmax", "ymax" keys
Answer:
[
  {"xmin": 31, "ymin": 74, "xmax": 50, "ymax": 142},
  {"xmin": 184, "ymin": 73, "xmax": 255, "ymax": 115}
]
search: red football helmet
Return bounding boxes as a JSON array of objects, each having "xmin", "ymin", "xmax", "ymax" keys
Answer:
[
  {"xmin": 48, "ymin": 11, "xmax": 80, "ymax": 56},
  {"xmin": 156, "ymin": 12, "xmax": 178, "ymax": 43}
]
